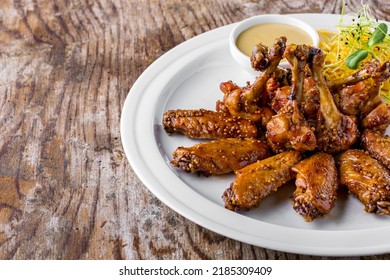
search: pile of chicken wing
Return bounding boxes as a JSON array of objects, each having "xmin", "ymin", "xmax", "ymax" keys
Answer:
[{"xmin": 163, "ymin": 36, "xmax": 390, "ymax": 222}]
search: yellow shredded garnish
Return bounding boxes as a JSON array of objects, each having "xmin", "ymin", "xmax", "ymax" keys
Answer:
[{"xmin": 318, "ymin": 2, "xmax": 390, "ymax": 103}]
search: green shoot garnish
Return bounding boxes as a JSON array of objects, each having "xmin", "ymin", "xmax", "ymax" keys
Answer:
[
  {"xmin": 346, "ymin": 49, "xmax": 369, "ymax": 69},
  {"xmin": 368, "ymin": 23, "xmax": 388, "ymax": 46},
  {"xmin": 346, "ymin": 22, "xmax": 388, "ymax": 69}
]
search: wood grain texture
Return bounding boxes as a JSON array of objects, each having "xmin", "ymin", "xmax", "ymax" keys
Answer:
[{"xmin": 0, "ymin": 0, "xmax": 389, "ymax": 260}]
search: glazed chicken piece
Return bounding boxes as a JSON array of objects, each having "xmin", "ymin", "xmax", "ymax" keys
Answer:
[
  {"xmin": 266, "ymin": 44, "xmax": 316, "ymax": 153},
  {"xmin": 223, "ymin": 150, "xmax": 302, "ymax": 211},
  {"xmin": 336, "ymin": 61, "xmax": 390, "ymax": 116},
  {"xmin": 339, "ymin": 149, "xmax": 390, "ymax": 215},
  {"xmin": 328, "ymin": 60, "xmax": 380, "ymax": 91},
  {"xmin": 309, "ymin": 48, "xmax": 358, "ymax": 154},
  {"xmin": 360, "ymin": 103, "xmax": 390, "ymax": 169},
  {"xmin": 337, "ymin": 80, "xmax": 387, "ymax": 117},
  {"xmin": 336, "ymin": 81, "xmax": 367, "ymax": 115},
  {"xmin": 270, "ymin": 76, "xmax": 320, "ymax": 124},
  {"xmin": 250, "ymin": 37, "xmax": 287, "ymax": 72},
  {"xmin": 270, "ymin": 85, "xmax": 290, "ymax": 112},
  {"xmin": 361, "ymin": 130, "xmax": 390, "ymax": 170},
  {"xmin": 361, "ymin": 61, "xmax": 390, "ymax": 115},
  {"xmin": 361, "ymin": 102, "xmax": 390, "ymax": 129},
  {"xmin": 301, "ymin": 77, "xmax": 320, "ymax": 123},
  {"xmin": 171, "ymin": 138, "xmax": 271, "ymax": 176},
  {"xmin": 292, "ymin": 153, "xmax": 338, "ymax": 222},
  {"xmin": 163, "ymin": 109, "xmax": 258, "ymax": 139},
  {"xmin": 216, "ymin": 83, "xmax": 275, "ymax": 126},
  {"xmin": 264, "ymin": 67, "xmax": 292, "ymax": 104},
  {"xmin": 218, "ymin": 37, "xmax": 286, "ymax": 121}
]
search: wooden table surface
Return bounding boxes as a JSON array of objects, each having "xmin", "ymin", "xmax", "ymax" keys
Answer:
[{"xmin": 1, "ymin": 0, "xmax": 390, "ymax": 260}]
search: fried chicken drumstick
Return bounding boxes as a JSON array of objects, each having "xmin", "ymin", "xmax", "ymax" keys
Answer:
[
  {"xmin": 309, "ymin": 48, "xmax": 358, "ymax": 154},
  {"xmin": 171, "ymin": 138, "xmax": 271, "ymax": 176},
  {"xmin": 292, "ymin": 153, "xmax": 338, "ymax": 222},
  {"xmin": 218, "ymin": 37, "xmax": 286, "ymax": 121},
  {"xmin": 266, "ymin": 44, "xmax": 316, "ymax": 153}
]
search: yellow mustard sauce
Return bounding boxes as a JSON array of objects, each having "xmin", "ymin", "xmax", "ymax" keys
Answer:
[{"xmin": 236, "ymin": 23, "xmax": 315, "ymax": 56}]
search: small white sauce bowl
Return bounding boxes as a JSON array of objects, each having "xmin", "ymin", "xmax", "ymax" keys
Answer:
[{"xmin": 230, "ymin": 14, "xmax": 320, "ymax": 72}]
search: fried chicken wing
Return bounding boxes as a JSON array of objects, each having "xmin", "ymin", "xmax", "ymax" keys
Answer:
[
  {"xmin": 360, "ymin": 103, "xmax": 390, "ymax": 169},
  {"xmin": 292, "ymin": 153, "xmax": 338, "ymax": 222},
  {"xmin": 339, "ymin": 149, "xmax": 390, "ymax": 215},
  {"xmin": 361, "ymin": 103, "xmax": 390, "ymax": 129},
  {"xmin": 223, "ymin": 150, "xmax": 302, "ymax": 211},
  {"xmin": 309, "ymin": 48, "xmax": 358, "ymax": 154},
  {"xmin": 329, "ymin": 60, "xmax": 380, "ymax": 90},
  {"xmin": 361, "ymin": 129, "xmax": 390, "ymax": 169},
  {"xmin": 360, "ymin": 61, "xmax": 390, "ymax": 115},
  {"xmin": 171, "ymin": 138, "xmax": 271, "ymax": 176},
  {"xmin": 266, "ymin": 44, "xmax": 316, "ymax": 153},
  {"xmin": 216, "ymin": 87, "xmax": 275, "ymax": 127},
  {"xmin": 163, "ymin": 109, "xmax": 258, "ymax": 139},
  {"xmin": 337, "ymin": 81, "xmax": 368, "ymax": 115},
  {"xmin": 330, "ymin": 61, "xmax": 390, "ymax": 116},
  {"xmin": 218, "ymin": 37, "xmax": 286, "ymax": 121}
]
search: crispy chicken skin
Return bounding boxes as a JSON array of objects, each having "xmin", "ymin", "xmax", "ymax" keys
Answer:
[
  {"xmin": 361, "ymin": 129, "xmax": 390, "ymax": 170},
  {"xmin": 292, "ymin": 153, "xmax": 338, "ymax": 222},
  {"xmin": 223, "ymin": 150, "xmax": 302, "ymax": 211},
  {"xmin": 339, "ymin": 149, "xmax": 390, "ymax": 215},
  {"xmin": 171, "ymin": 138, "xmax": 271, "ymax": 176},
  {"xmin": 163, "ymin": 109, "xmax": 258, "ymax": 139}
]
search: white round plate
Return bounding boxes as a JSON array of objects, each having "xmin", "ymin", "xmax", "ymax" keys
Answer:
[{"xmin": 121, "ymin": 14, "xmax": 390, "ymax": 256}]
